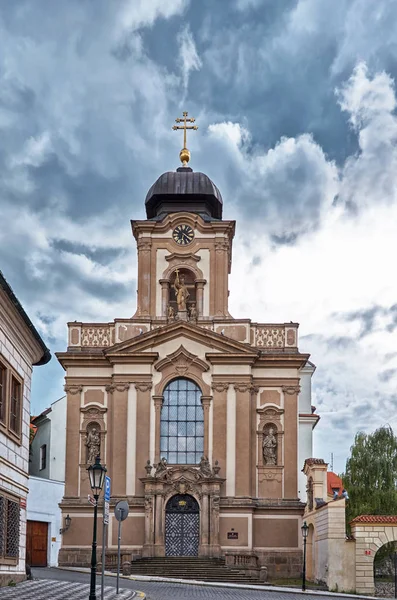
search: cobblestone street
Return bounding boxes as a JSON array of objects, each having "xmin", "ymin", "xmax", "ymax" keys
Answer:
[
  {"xmin": 0, "ymin": 579, "xmax": 139, "ymax": 599},
  {"xmin": 0, "ymin": 567, "xmax": 378, "ymax": 600}
]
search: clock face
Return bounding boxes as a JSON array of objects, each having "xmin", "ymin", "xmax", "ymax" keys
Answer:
[{"xmin": 172, "ymin": 224, "xmax": 194, "ymax": 245}]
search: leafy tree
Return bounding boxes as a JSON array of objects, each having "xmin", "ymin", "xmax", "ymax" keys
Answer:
[
  {"xmin": 343, "ymin": 425, "xmax": 397, "ymax": 525},
  {"xmin": 342, "ymin": 425, "xmax": 397, "ymax": 567}
]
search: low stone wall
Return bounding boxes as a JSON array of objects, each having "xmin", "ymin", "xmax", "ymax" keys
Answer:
[
  {"xmin": 256, "ymin": 550, "xmax": 302, "ymax": 578},
  {"xmin": 0, "ymin": 573, "xmax": 26, "ymax": 587},
  {"xmin": 58, "ymin": 548, "xmax": 92, "ymax": 567}
]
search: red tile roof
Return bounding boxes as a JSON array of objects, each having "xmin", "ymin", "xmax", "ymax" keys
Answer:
[
  {"xmin": 351, "ymin": 515, "xmax": 397, "ymax": 524},
  {"xmin": 327, "ymin": 472, "xmax": 343, "ymax": 496}
]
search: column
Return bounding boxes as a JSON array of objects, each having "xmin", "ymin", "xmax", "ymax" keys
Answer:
[
  {"xmin": 201, "ymin": 396, "xmax": 212, "ymax": 457},
  {"xmin": 210, "ymin": 493, "xmax": 221, "ymax": 556},
  {"xmin": 212, "ymin": 383, "xmax": 228, "ymax": 496},
  {"xmin": 135, "ymin": 382, "xmax": 152, "ymax": 495},
  {"xmin": 64, "ymin": 386, "xmax": 83, "ymax": 497},
  {"xmin": 214, "ymin": 241, "xmax": 228, "ymax": 315},
  {"xmin": 234, "ymin": 383, "xmax": 251, "ymax": 497},
  {"xmin": 143, "ymin": 494, "xmax": 155, "ymax": 556},
  {"xmin": 226, "ymin": 384, "xmax": 236, "ymax": 497},
  {"xmin": 201, "ymin": 493, "xmax": 209, "ymax": 549},
  {"xmin": 136, "ymin": 239, "xmax": 151, "ymax": 316},
  {"xmin": 111, "ymin": 383, "xmax": 129, "ymax": 496},
  {"xmin": 159, "ymin": 279, "xmax": 169, "ymax": 317},
  {"xmin": 153, "ymin": 395, "xmax": 164, "ymax": 463},
  {"xmin": 195, "ymin": 279, "xmax": 205, "ymax": 316},
  {"xmin": 283, "ymin": 385, "xmax": 300, "ymax": 498},
  {"xmin": 154, "ymin": 492, "xmax": 164, "ymax": 549},
  {"xmin": 126, "ymin": 385, "xmax": 137, "ymax": 496}
]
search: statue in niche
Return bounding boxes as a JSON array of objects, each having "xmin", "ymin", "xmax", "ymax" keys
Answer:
[
  {"xmin": 167, "ymin": 304, "xmax": 175, "ymax": 320},
  {"xmin": 199, "ymin": 455, "xmax": 213, "ymax": 477},
  {"xmin": 86, "ymin": 426, "xmax": 101, "ymax": 465},
  {"xmin": 188, "ymin": 302, "xmax": 197, "ymax": 320},
  {"xmin": 262, "ymin": 427, "xmax": 277, "ymax": 466},
  {"xmin": 173, "ymin": 269, "xmax": 189, "ymax": 311}
]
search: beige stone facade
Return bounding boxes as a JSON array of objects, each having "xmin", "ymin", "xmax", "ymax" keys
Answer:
[
  {"xmin": 0, "ymin": 272, "xmax": 50, "ymax": 586},
  {"xmin": 57, "ymin": 167, "xmax": 318, "ymax": 576}
]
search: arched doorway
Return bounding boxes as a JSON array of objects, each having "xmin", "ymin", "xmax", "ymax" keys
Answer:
[{"xmin": 165, "ymin": 494, "xmax": 200, "ymax": 556}]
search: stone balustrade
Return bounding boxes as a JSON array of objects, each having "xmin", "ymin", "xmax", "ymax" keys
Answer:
[{"xmin": 67, "ymin": 320, "xmax": 298, "ymax": 351}]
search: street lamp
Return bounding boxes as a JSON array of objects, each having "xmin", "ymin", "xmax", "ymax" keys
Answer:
[
  {"xmin": 59, "ymin": 514, "xmax": 72, "ymax": 534},
  {"xmin": 301, "ymin": 521, "xmax": 309, "ymax": 591},
  {"xmin": 87, "ymin": 456, "xmax": 107, "ymax": 600}
]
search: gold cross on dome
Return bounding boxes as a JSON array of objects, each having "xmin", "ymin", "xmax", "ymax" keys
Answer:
[{"xmin": 172, "ymin": 111, "xmax": 198, "ymax": 166}]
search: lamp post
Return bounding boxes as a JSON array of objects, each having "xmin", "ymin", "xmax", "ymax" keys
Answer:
[
  {"xmin": 87, "ymin": 456, "xmax": 107, "ymax": 600},
  {"xmin": 301, "ymin": 521, "xmax": 309, "ymax": 591}
]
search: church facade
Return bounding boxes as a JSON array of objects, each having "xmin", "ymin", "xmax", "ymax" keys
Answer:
[{"xmin": 57, "ymin": 142, "xmax": 318, "ymax": 575}]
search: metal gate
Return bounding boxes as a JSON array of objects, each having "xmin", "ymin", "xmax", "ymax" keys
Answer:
[{"xmin": 165, "ymin": 494, "xmax": 199, "ymax": 556}]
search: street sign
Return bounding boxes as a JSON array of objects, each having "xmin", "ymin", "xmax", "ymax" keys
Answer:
[
  {"xmin": 104, "ymin": 476, "xmax": 111, "ymax": 503},
  {"xmin": 104, "ymin": 501, "xmax": 110, "ymax": 525},
  {"xmin": 114, "ymin": 500, "xmax": 129, "ymax": 522},
  {"xmin": 88, "ymin": 494, "xmax": 96, "ymax": 506}
]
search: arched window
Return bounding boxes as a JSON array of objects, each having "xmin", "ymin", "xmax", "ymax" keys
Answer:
[{"xmin": 160, "ymin": 378, "xmax": 204, "ymax": 464}]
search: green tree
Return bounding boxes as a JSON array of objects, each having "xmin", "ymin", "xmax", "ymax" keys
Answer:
[
  {"xmin": 342, "ymin": 426, "xmax": 397, "ymax": 567},
  {"xmin": 343, "ymin": 425, "xmax": 397, "ymax": 525}
]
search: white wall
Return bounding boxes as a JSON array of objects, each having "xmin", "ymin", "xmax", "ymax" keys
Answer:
[
  {"xmin": 27, "ymin": 476, "xmax": 65, "ymax": 567},
  {"xmin": 298, "ymin": 362, "xmax": 316, "ymax": 500},
  {"xmin": 48, "ymin": 396, "xmax": 66, "ymax": 482}
]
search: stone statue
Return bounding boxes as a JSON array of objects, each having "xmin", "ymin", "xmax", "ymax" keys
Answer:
[
  {"xmin": 155, "ymin": 456, "xmax": 168, "ymax": 476},
  {"xmin": 86, "ymin": 427, "xmax": 101, "ymax": 465},
  {"xmin": 199, "ymin": 455, "xmax": 213, "ymax": 477},
  {"xmin": 173, "ymin": 269, "xmax": 189, "ymax": 312},
  {"xmin": 188, "ymin": 302, "xmax": 197, "ymax": 320},
  {"xmin": 167, "ymin": 304, "xmax": 175, "ymax": 320},
  {"xmin": 262, "ymin": 427, "xmax": 277, "ymax": 465}
]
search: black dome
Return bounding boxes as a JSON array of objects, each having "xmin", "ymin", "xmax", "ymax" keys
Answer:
[{"xmin": 145, "ymin": 167, "xmax": 223, "ymax": 220}]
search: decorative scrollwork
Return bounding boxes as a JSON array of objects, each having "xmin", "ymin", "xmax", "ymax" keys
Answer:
[
  {"xmin": 81, "ymin": 326, "xmax": 112, "ymax": 347},
  {"xmin": 255, "ymin": 327, "xmax": 285, "ymax": 348}
]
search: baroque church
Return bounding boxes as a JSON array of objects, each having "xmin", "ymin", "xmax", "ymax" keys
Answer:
[{"xmin": 57, "ymin": 114, "xmax": 318, "ymax": 577}]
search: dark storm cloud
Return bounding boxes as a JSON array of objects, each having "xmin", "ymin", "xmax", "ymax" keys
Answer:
[{"xmin": 0, "ymin": 0, "xmax": 396, "ymax": 426}]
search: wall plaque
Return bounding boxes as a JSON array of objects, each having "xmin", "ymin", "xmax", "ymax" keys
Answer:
[{"xmin": 227, "ymin": 532, "xmax": 238, "ymax": 539}]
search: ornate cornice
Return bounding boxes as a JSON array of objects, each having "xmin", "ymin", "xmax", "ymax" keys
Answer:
[
  {"xmin": 64, "ymin": 385, "xmax": 83, "ymax": 395},
  {"xmin": 282, "ymin": 385, "xmax": 301, "ymax": 395},
  {"xmin": 135, "ymin": 382, "xmax": 152, "ymax": 392},
  {"xmin": 211, "ymin": 382, "xmax": 229, "ymax": 392}
]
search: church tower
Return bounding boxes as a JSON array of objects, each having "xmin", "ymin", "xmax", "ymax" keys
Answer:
[{"xmin": 57, "ymin": 113, "xmax": 318, "ymax": 578}]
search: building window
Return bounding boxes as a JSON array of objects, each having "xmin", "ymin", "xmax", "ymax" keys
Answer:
[
  {"xmin": 9, "ymin": 377, "xmax": 21, "ymax": 435},
  {"xmin": 40, "ymin": 444, "xmax": 47, "ymax": 471},
  {"xmin": 0, "ymin": 492, "xmax": 20, "ymax": 564},
  {"xmin": 160, "ymin": 378, "xmax": 204, "ymax": 465},
  {"xmin": 0, "ymin": 363, "xmax": 5, "ymax": 424}
]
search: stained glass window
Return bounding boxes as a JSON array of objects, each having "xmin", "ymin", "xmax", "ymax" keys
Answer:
[{"xmin": 160, "ymin": 378, "xmax": 204, "ymax": 464}]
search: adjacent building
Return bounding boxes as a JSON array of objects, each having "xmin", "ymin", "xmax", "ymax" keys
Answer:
[
  {"xmin": 27, "ymin": 396, "xmax": 66, "ymax": 567},
  {"xmin": 0, "ymin": 271, "xmax": 50, "ymax": 586},
  {"xmin": 57, "ymin": 144, "xmax": 319, "ymax": 577}
]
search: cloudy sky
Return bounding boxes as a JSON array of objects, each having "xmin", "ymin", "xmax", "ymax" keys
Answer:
[{"xmin": 1, "ymin": 0, "xmax": 396, "ymax": 474}]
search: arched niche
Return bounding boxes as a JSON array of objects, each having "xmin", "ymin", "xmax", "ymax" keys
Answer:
[{"xmin": 161, "ymin": 263, "xmax": 206, "ymax": 319}]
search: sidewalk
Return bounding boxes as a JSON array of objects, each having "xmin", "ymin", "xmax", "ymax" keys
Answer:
[{"xmin": 0, "ymin": 579, "xmax": 144, "ymax": 600}]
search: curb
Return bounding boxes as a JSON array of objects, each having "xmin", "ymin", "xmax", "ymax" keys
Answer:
[{"xmin": 57, "ymin": 567, "xmax": 377, "ymax": 599}]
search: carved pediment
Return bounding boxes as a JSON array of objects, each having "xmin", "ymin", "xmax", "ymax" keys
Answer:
[
  {"xmin": 155, "ymin": 345, "xmax": 209, "ymax": 375},
  {"xmin": 256, "ymin": 404, "xmax": 284, "ymax": 417}
]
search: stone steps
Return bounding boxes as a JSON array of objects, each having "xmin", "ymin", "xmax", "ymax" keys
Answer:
[{"xmin": 117, "ymin": 557, "xmax": 263, "ymax": 584}]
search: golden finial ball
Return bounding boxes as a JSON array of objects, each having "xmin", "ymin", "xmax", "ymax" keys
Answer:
[{"xmin": 180, "ymin": 147, "xmax": 191, "ymax": 165}]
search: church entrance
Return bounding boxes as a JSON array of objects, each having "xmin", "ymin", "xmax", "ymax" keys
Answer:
[{"xmin": 165, "ymin": 494, "xmax": 200, "ymax": 556}]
